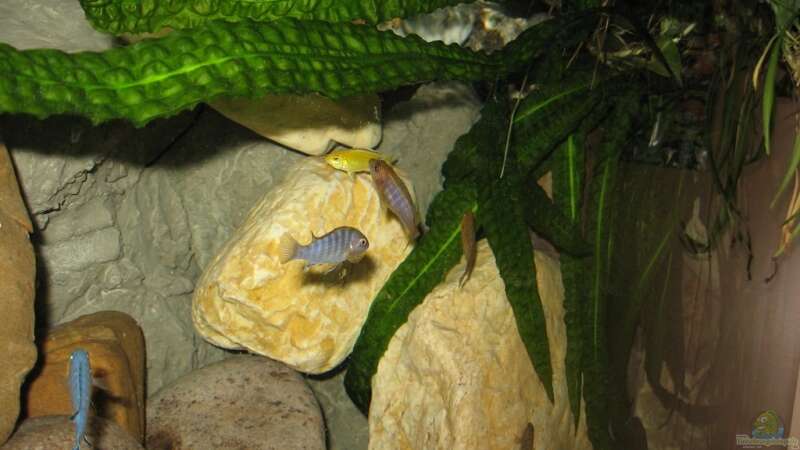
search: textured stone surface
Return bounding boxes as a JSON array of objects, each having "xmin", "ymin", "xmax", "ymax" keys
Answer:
[
  {"xmin": 0, "ymin": 0, "xmax": 113, "ymax": 52},
  {"xmin": 211, "ymin": 93, "xmax": 382, "ymax": 156},
  {"xmin": 24, "ymin": 311, "xmax": 146, "ymax": 442},
  {"xmin": 193, "ymin": 157, "xmax": 414, "ymax": 373},
  {"xmin": 369, "ymin": 241, "xmax": 591, "ymax": 450},
  {"xmin": 0, "ymin": 1, "xmax": 483, "ymax": 415},
  {"xmin": 0, "ymin": 141, "xmax": 36, "ymax": 446},
  {"xmin": 1, "ymin": 415, "xmax": 142, "ymax": 450},
  {"xmin": 147, "ymin": 355, "xmax": 324, "ymax": 450}
]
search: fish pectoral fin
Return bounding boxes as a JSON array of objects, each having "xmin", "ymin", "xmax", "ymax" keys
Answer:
[{"xmin": 322, "ymin": 263, "xmax": 342, "ymax": 275}]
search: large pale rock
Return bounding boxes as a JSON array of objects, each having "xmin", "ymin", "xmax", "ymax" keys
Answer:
[
  {"xmin": 306, "ymin": 81, "xmax": 481, "ymax": 450},
  {"xmin": 193, "ymin": 157, "xmax": 413, "ymax": 373},
  {"xmin": 211, "ymin": 93, "xmax": 382, "ymax": 155},
  {"xmin": 24, "ymin": 311, "xmax": 146, "ymax": 443},
  {"xmin": 146, "ymin": 355, "xmax": 325, "ymax": 450},
  {"xmin": 369, "ymin": 241, "xmax": 591, "ymax": 450},
  {"xmin": 0, "ymin": 141, "xmax": 36, "ymax": 445},
  {"xmin": 1, "ymin": 415, "xmax": 143, "ymax": 450}
]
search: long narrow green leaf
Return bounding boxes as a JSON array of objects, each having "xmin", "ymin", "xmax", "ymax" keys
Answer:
[
  {"xmin": 478, "ymin": 168, "xmax": 554, "ymax": 402},
  {"xmin": 520, "ymin": 180, "xmax": 591, "ymax": 256},
  {"xmin": 344, "ymin": 183, "xmax": 477, "ymax": 413},
  {"xmin": 552, "ymin": 133, "xmax": 587, "ymax": 431},
  {"xmin": 763, "ymin": 36, "xmax": 782, "ymax": 155},
  {"xmin": 0, "ymin": 10, "xmax": 597, "ymax": 127},
  {"xmin": 771, "ymin": 127, "xmax": 800, "ymax": 208},
  {"xmin": 582, "ymin": 94, "xmax": 639, "ymax": 450},
  {"xmin": 0, "ymin": 18, "xmax": 509, "ymax": 126},
  {"xmin": 79, "ymin": 0, "xmax": 473, "ymax": 33}
]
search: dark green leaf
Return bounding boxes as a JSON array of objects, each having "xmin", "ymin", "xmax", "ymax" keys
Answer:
[
  {"xmin": 520, "ymin": 180, "xmax": 591, "ymax": 256},
  {"xmin": 79, "ymin": 0, "xmax": 476, "ymax": 33},
  {"xmin": 582, "ymin": 94, "xmax": 639, "ymax": 450},
  {"xmin": 513, "ymin": 72, "xmax": 622, "ymax": 174},
  {"xmin": 478, "ymin": 166, "xmax": 554, "ymax": 402},
  {"xmin": 344, "ymin": 183, "xmax": 477, "ymax": 413},
  {"xmin": 552, "ymin": 133, "xmax": 586, "ymax": 431}
]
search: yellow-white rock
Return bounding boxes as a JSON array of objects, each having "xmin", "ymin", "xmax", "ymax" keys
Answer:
[
  {"xmin": 368, "ymin": 240, "xmax": 591, "ymax": 450},
  {"xmin": 192, "ymin": 157, "xmax": 413, "ymax": 373},
  {"xmin": 211, "ymin": 93, "xmax": 381, "ymax": 156}
]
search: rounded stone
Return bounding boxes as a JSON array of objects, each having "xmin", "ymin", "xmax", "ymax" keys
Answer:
[
  {"xmin": 192, "ymin": 157, "xmax": 414, "ymax": 374},
  {"xmin": 146, "ymin": 355, "xmax": 325, "ymax": 450},
  {"xmin": 1, "ymin": 415, "xmax": 143, "ymax": 450}
]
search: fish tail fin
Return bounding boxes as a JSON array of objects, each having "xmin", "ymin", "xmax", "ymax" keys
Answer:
[{"xmin": 278, "ymin": 233, "xmax": 298, "ymax": 264}]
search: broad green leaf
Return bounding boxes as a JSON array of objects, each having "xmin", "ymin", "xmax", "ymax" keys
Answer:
[
  {"xmin": 344, "ymin": 183, "xmax": 477, "ymax": 413},
  {"xmin": 513, "ymin": 72, "xmax": 623, "ymax": 174},
  {"xmin": 763, "ymin": 35, "xmax": 782, "ymax": 155},
  {"xmin": 79, "ymin": 0, "xmax": 476, "ymax": 34},
  {"xmin": 552, "ymin": 133, "xmax": 586, "ymax": 431},
  {"xmin": 0, "ymin": 18, "xmax": 510, "ymax": 127},
  {"xmin": 478, "ymin": 167, "xmax": 554, "ymax": 402}
]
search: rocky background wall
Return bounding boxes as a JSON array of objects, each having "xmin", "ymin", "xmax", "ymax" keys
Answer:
[{"xmin": 0, "ymin": 3, "xmax": 483, "ymax": 449}]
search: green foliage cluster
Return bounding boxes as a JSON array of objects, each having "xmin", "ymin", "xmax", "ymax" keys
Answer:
[{"xmin": 0, "ymin": 2, "xmax": 681, "ymax": 449}]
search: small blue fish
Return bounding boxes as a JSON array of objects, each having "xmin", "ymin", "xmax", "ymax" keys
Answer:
[
  {"xmin": 69, "ymin": 349, "xmax": 91, "ymax": 450},
  {"xmin": 278, "ymin": 226, "xmax": 369, "ymax": 272}
]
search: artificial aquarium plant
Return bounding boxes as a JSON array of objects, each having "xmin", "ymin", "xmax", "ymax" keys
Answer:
[{"xmin": 0, "ymin": 1, "xmax": 683, "ymax": 449}]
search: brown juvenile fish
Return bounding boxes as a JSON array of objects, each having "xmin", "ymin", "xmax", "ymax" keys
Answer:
[
  {"xmin": 278, "ymin": 226, "xmax": 369, "ymax": 272},
  {"xmin": 519, "ymin": 422, "xmax": 534, "ymax": 450},
  {"xmin": 459, "ymin": 210, "xmax": 476, "ymax": 288},
  {"xmin": 369, "ymin": 159, "xmax": 420, "ymax": 240}
]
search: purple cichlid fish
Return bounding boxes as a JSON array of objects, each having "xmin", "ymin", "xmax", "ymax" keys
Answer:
[
  {"xmin": 369, "ymin": 159, "xmax": 420, "ymax": 240},
  {"xmin": 69, "ymin": 349, "xmax": 91, "ymax": 450},
  {"xmin": 278, "ymin": 226, "xmax": 369, "ymax": 271}
]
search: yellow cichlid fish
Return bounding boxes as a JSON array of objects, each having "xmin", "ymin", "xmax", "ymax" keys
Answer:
[{"xmin": 324, "ymin": 148, "xmax": 396, "ymax": 178}]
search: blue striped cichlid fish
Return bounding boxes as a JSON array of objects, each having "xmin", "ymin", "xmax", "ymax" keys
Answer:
[
  {"xmin": 278, "ymin": 226, "xmax": 369, "ymax": 272},
  {"xmin": 69, "ymin": 349, "xmax": 91, "ymax": 450},
  {"xmin": 324, "ymin": 148, "xmax": 396, "ymax": 178},
  {"xmin": 369, "ymin": 159, "xmax": 420, "ymax": 240}
]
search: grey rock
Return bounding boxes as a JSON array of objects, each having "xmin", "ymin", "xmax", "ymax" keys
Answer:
[
  {"xmin": 40, "ymin": 227, "xmax": 120, "ymax": 273},
  {"xmin": 147, "ymin": 355, "xmax": 325, "ymax": 450},
  {"xmin": 1, "ymin": 415, "xmax": 143, "ymax": 450},
  {"xmin": 42, "ymin": 197, "xmax": 114, "ymax": 243},
  {"xmin": 0, "ymin": 0, "xmax": 114, "ymax": 52}
]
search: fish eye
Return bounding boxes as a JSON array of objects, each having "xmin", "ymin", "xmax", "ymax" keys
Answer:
[{"xmin": 359, "ymin": 238, "xmax": 367, "ymax": 247}]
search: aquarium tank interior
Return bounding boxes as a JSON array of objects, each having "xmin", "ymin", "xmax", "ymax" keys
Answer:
[{"xmin": 1, "ymin": 0, "xmax": 800, "ymax": 449}]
